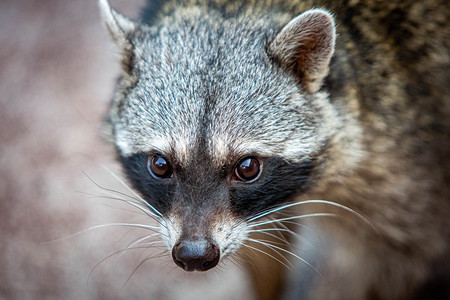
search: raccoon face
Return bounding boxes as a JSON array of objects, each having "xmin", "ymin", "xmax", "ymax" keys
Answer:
[{"xmin": 100, "ymin": 0, "xmax": 336, "ymax": 271}]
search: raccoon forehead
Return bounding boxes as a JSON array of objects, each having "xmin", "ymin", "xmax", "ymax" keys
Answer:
[
  {"xmin": 112, "ymin": 11, "xmax": 329, "ymax": 164},
  {"xmin": 113, "ymin": 81, "xmax": 324, "ymax": 164}
]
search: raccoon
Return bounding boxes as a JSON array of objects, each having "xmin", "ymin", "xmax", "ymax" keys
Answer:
[{"xmin": 98, "ymin": 0, "xmax": 450, "ymax": 299}]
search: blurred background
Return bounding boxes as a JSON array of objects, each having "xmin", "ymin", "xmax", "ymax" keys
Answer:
[{"xmin": 0, "ymin": 0, "xmax": 252, "ymax": 298}]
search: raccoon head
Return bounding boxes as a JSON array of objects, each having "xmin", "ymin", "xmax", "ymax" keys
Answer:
[{"xmin": 99, "ymin": 0, "xmax": 338, "ymax": 271}]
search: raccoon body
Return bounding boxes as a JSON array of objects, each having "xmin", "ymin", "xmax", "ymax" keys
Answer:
[{"xmin": 99, "ymin": 0, "xmax": 450, "ymax": 299}]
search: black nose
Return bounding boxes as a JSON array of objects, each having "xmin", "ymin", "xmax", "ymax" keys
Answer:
[{"xmin": 172, "ymin": 240, "xmax": 220, "ymax": 271}]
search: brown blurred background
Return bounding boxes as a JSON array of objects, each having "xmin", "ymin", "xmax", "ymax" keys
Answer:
[{"xmin": 0, "ymin": 0, "xmax": 251, "ymax": 298}]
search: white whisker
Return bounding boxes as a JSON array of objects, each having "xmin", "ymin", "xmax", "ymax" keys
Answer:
[
  {"xmin": 267, "ymin": 217, "xmax": 318, "ymax": 247},
  {"xmin": 81, "ymin": 170, "xmax": 140, "ymax": 203},
  {"xmin": 80, "ymin": 172, "xmax": 169, "ymax": 229},
  {"xmin": 249, "ymin": 238, "xmax": 291, "ymax": 248},
  {"xmin": 247, "ymin": 228, "xmax": 310, "ymax": 245},
  {"xmin": 100, "ymin": 165, "xmax": 164, "ymax": 218},
  {"xmin": 247, "ymin": 238, "xmax": 324, "ymax": 279},
  {"xmin": 124, "ymin": 251, "xmax": 167, "ymax": 286},
  {"xmin": 136, "ymin": 241, "xmax": 165, "ymax": 247},
  {"xmin": 79, "ymin": 191, "xmax": 159, "ymax": 219},
  {"xmin": 241, "ymin": 243, "xmax": 292, "ymax": 271},
  {"xmin": 247, "ymin": 229, "xmax": 291, "ymax": 246},
  {"xmin": 88, "ymin": 245, "xmax": 158, "ymax": 283},
  {"xmin": 127, "ymin": 234, "xmax": 160, "ymax": 249},
  {"xmin": 99, "ymin": 202, "xmax": 146, "ymax": 215},
  {"xmin": 88, "ymin": 222, "xmax": 160, "ymax": 231},
  {"xmin": 249, "ymin": 213, "xmax": 337, "ymax": 228},
  {"xmin": 247, "ymin": 199, "xmax": 377, "ymax": 232},
  {"xmin": 57, "ymin": 223, "xmax": 161, "ymax": 243}
]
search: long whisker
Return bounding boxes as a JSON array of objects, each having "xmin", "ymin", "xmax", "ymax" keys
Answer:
[
  {"xmin": 124, "ymin": 251, "xmax": 168, "ymax": 286},
  {"xmin": 136, "ymin": 241, "xmax": 165, "ymax": 248},
  {"xmin": 263, "ymin": 216, "xmax": 293, "ymax": 245},
  {"xmin": 247, "ymin": 238, "xmax": 323, "ymax": 279},
  {"xmin": 249, "ymin": 238, "xmax": 293, "ymax": 248},
  {"xmin": 224, "ymin": 254, "xmax": 247, "ymax": 273},
  {"xmin": 247, "ymin": 199, "xmax": 377, "ymax": 232},
  {"xmin": 81, "ymin": 170, "xmax": 140, "ymax": 203},
  {"xmin": 100, "ymin": 165, "xmax": 164, "ymax": 218},
  {"xmin": 247, "ymin": 228, "xmax": 310, "ymax": 245},
  {"xmin": 127, "ymin": 234, "xmax": 160, "ymax": 249},
  {"xmin": 88, "ymin": 222, "xmax": 160, "ymax": 231},
  {"xmin": 51, "ymin": 223, "xmax": 165, "ymax": 245},
  {"xmin": 79, "ymin": 190, "xmax": 167, "ymax": 228},
  {"xmin": 88, "ymin": 245, "xmax": 158, "ymax": 283},
  {"xmin": 82, "ymin": 168, "xmax": 165, "ymax": 225},
  {"xmin": 241, "ymin": 243, "xmax": 292, "ymax": 271},
  {"xmin": 249, "ymin": 213, "xmax": 337, "ymax": 228},
  {"xmin": 79, "ymin": 191, "xmax": 158, "ymax": 218},
  {"xmin": 79, "ymin": 191, "xmax": 145, "ymax": 209},
  {"xmin": 267, "ymin": 217, "xmax": 319, "ymax": 247},
  {"xmin": 263, "ymin": 218, "xmax": 329, "ymax": 245},
  {"xmin": 118, "ymin": 240, "xmax": 164, "ymax": 264},
  {"xmin": 98, "ymin": 202, "xmax": 146, "ymax": 216},
  {"xmin": 247, "ymin": 229, "xmax": 292, "ymax": 246}
]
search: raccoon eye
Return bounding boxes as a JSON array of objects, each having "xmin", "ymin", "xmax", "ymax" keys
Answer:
[
  {"xmin": 148, "ymin": 155, "xmax": 173, "ymax": 178},
  {"xmin": 235, "ymin": 157, "xmax": 261, "ymax": 182}
]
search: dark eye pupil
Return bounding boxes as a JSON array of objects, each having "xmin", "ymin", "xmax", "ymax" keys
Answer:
[
  {"xmin": 149, "ymin": 155, "xmax": 172, "ymax": 178},
  {"xmin": 236, "ymin": 157, "xmax": 260, "ymax": 181}
]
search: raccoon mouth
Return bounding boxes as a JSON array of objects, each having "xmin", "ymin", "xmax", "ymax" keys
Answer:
[{"xmin": 171, "ymin": 239, "xmax": 220, "ymax": 271}]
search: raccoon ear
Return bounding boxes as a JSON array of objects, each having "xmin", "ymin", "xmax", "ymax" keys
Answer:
[
  {"xmin": 269, "ymin": 9, "xmax": 336, "ymax": 93},
  {"xmin": 98, "ymin": 0, "xmax": 137, "ymax": 74}
]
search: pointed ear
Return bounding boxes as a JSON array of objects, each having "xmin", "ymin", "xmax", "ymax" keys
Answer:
[
  {"xmin": 269, "ymin": 9, "xmax": 336, "ymax": 93},
  {"xmin": 98, "ymin": 0, "xmax": 137, "ymax": 73}
]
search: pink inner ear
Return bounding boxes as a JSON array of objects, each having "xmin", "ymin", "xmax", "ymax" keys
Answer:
[{"xmin": 270, "ymin": 9, "xmax": 336, "ymax": 93}]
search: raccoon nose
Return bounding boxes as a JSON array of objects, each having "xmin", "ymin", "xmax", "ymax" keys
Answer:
[{"xmin": 172, "ymin": 240, "xmax": 220, "ymax": 271}]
